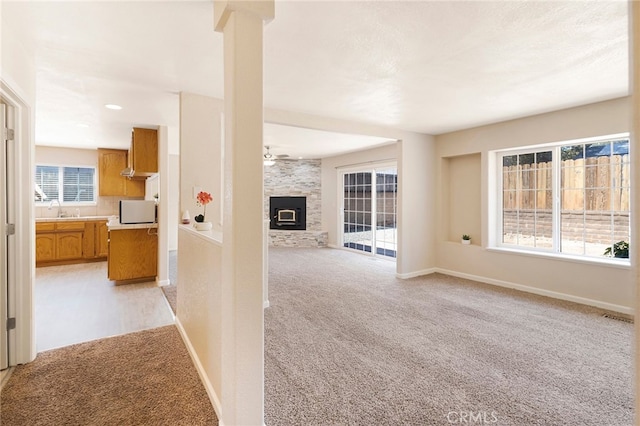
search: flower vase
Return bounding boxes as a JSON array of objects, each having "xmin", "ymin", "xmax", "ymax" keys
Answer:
[{"xmin": 195, "ymin": 221, "xmax": 212, "ymax": 231}]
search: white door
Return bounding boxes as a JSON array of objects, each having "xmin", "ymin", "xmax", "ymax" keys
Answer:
[{"xmin": 1, "ymin": 102, "xmax": 9, "ymax": 370}]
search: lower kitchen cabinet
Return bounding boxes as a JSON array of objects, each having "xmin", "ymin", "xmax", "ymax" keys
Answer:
[
  {"xmin": 83, "ymin": 221, "xmax": 109, "ymax": 259},
  {"xmin": 36, "ymin": 219, "xmax": 108, "ymax": 266},
  {"xmin": 35, "ymin": 233, "xmax": 56, "ymax": 263},
  {"xmin": 56, "ymin": 232, "xmax": 84, "ymax": 260},
  {"xmin": 96, "ymin": 222, "xmax": 109, "ymax": 257},
  {"xmin": 108, "ymin": 228, "xmax": 157, "ymax": 282}
]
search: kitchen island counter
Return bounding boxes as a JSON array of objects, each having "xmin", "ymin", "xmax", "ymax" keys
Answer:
[
  {"xmin": 107, "ymin": 220, "xmax": 158, "ymax": 231},
  {"xmin": 107, "ymin": 223, "xmax": 158, "ymax": 283}
]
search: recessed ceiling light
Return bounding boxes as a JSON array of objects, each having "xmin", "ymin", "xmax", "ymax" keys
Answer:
[
  {"xmin": 298, "ymin": 156, "xmax": 303, "ymax": 160},
  {"xmin": 104, "ymin": 104, "xmax": 122, "ymax": 110}
]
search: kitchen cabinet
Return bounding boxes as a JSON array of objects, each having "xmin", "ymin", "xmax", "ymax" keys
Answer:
[
  {"xmin": 96, "ymin": 222, "xmax": 109, "ymax": 257},
  {"xmin": 35, "ymin": 222, "xmax": 56, "ymax": 262},
  {"xmin": 36, "ymin": 220, "xmax": 108, "ymax": 266},
  {"xmin": 36, "ymin": 221, "xmax": 85, "ymax": 265},
  {"xmin": 108, "ymin": 228, "xmax": 157, "ymax": 283},
  {"xmin": 83, "ymin": 220, "xmax": 109, "ymax": 259},
  {"xmin": 98, "ymin": 149, "xmax": 144, "ymax": 197},
  {"xmin": 129, "ymin": 128, "xmax": 158, "ymax": 176},
  {"xmin": 56, "ymin": 232, "xmax": 84, "ymax": 260}
]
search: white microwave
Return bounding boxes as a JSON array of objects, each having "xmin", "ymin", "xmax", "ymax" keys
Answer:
[{"xmin": 119, "ymin": 200, "xmax": 156, "ymax": 224}]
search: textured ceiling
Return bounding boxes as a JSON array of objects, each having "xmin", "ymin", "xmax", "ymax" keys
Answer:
[{"xmin": 1, "ymin": 1, "xmax": 629, "ymax": 158}]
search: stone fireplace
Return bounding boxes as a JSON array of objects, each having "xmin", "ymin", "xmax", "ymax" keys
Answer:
[{"xmin": 264, "ymin": 159, "xmax": 327, "ymax": 247}]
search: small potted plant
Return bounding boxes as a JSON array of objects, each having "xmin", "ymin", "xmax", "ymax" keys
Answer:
[
  {"xmin": 603, "ymin": 240, "xmax": 629, "ymax": 258},
  {"xmin": 461, "ymin": 234, "xmax": 471, "ymax": 245},
  {"xmin": 194, "ymin": 191, "xmax": 213, "ymax": 231}
]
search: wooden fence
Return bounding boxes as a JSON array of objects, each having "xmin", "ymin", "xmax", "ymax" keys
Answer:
[{"xmin": 503, "ymin": 155, "xmax": 630, "ymax": 211}]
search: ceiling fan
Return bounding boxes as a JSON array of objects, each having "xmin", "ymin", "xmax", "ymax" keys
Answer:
[{"xmin": 264, "ymin": 146, "xmax": 289, "ymax": 166}]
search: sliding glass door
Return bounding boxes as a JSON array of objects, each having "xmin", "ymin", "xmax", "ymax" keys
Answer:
[{"xmin": 342, "ymin": 166, "xmax": 397, "ymax": 258}]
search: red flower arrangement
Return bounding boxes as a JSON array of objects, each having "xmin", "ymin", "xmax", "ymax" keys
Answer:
[{"xmin": 195, "ymin": 191, "xmax": 213, "ymax": 223}]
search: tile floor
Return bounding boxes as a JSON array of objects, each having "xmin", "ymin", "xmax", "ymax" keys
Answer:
[{"xmin": 35, "ymin": 261, "xmax": 174, "ymax": 352}]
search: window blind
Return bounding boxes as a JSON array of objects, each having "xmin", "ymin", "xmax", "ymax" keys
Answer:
[
  {"xmin": 34, "ymin": 166, "xmax": 59, "ymax": 201},
  {"xmin": 63, "ymin": 167, "xmax": 95, "ymax": 202},
  {"xmin": 34, "ymin": 165, "xmax": 95, "ymax": 203}
]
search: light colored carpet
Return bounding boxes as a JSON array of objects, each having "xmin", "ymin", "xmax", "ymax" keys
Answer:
[
  {"xmin": 264, "ymin": 247, "xmax": 633, "ymax": 425},
  {"xmin": 0, "ymin": 326, "xmax": 217, "ymax": 425}
]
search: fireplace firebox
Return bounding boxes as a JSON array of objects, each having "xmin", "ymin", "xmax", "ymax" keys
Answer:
[{"xmin": 270, "ymin": 196, "xmax": 306, "ymax": 230}]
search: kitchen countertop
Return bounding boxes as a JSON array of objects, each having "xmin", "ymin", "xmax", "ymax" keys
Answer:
[
  {"xmin": 107, "ymin": 219, "xmax": 158, "ymax": 231},
  {"xmin": 36, "ymin": 215, "xmax": 114, "ymax": 222},
  {"xmin": 36, "ymin": 216, "xmax": 158, "ymax": 230}
]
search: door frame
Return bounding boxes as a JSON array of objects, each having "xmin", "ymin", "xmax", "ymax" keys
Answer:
[
  {"xmin": 1, "ymin": 102, "xmax": 8, "ymax": 371},
  {"xmin": 337, "ymin": 161, "xmax": 398, "ymax": 259},
  {"xmin": 1, "ymin": 79, "xmax": 36, "ymax": 367}
]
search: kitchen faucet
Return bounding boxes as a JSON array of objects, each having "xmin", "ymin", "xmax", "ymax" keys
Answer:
[{"xmin": 48, "ymin": 199, "xmax": 62, "ymax": 217}]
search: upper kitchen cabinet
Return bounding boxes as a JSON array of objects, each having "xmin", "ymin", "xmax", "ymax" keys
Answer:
[
  {"xmin": 98, "ymin": 149, "xmax": 144, "ymax": 197},
  {"xmin": 129, "ymin": 127, "xmax": 158, "ymax": 177}
]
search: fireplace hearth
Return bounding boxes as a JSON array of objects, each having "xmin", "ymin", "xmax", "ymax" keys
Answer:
[{"xmin": 270, "ymin": 196, "xmax": 306, "ymax": 230}]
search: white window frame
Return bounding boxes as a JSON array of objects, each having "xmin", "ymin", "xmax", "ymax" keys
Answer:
[
  {"xmin": 34, "ymin": 164, "xmax": 97, "ymax": 206},
  {"xmin": 337, "ymin": 161, "xmax": 398, "ymax": 260},
  {"xmin": 493, "ymin": 133, "xmax": 630, "ymax": 264},
  {"xmin": 496, "ymin": 146, "xmax": 556, "ymax": 254}
]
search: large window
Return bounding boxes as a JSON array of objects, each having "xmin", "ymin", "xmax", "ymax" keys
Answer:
[
  {"xmin": 35, "ymin": 165, "xmax": 96, "ymax": 204},
  {"xmin": 498, "ymin": 135, "xmax": 630, "ymax": 261}
]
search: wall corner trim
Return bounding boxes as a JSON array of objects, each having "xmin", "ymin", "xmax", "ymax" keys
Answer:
[
  {"xmin": 434, "ymin": 268, "xmax": 634, "ymax": 316},
  {"xmin": 175, "ymin": 318, "xmax": 223, "ymax": 421}
]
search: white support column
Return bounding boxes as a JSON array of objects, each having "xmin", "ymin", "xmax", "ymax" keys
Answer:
[
  {"xmin": 214, "ymin": 2, "xmax": 274, "ymax": 425},
  {"xmin": 631, "ymin": 1, "xmax": 639, "ymax": 422},
  {"xmin": 157, "ymin": 125, "xmax": 169, "ymax": 286}
]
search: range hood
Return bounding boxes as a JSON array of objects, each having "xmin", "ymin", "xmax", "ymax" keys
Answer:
[
  {"xmin": 120, "ymin": 167, "xmax": 135, "ymax": 178},
  {"xmin": 120, "ymin": 167, "xmax": 154, "ymax": 179}
]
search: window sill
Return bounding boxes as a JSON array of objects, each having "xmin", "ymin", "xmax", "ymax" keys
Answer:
[{"xmin": 486, "ymin": 246, "xmax": 631, "ymax": 269}]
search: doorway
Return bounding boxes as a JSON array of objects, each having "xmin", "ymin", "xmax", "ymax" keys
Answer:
[{"xmin": 341, "ymin": 166, "xmax": 398, "ymax": 258}]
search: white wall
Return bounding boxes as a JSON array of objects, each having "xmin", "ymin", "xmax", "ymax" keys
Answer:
[
  {"xmin": 397, "ymin": 134, "xmax": 437, "ymax": 276},
  {"xmin": 435, "ymin": 97, "xmax": 633, "ymax": 313},
  {"xmin": 177, "ymin": 228, "xmax": 223, "ymax": 412},
  {"xmin": 1, "ymin": 6, "xmax": 36, "ymax": 104},
  {"xmin": 179, "ymin": 92, "xmax": 223, "ymax": 231},
  {"xmin": 177, "ymin": 91, "xmax": 225, "ymax": 417}
]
